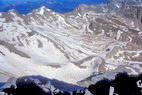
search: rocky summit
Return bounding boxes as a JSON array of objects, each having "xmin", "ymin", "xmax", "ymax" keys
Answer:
[{"xmin": 0, "ymin": 0, "xmax": 142, "ymax": 93}]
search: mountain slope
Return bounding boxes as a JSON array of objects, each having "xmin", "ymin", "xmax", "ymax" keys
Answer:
[{"xmin": 0, "ymin": 0, "xmax": 142, "ymax": 85}]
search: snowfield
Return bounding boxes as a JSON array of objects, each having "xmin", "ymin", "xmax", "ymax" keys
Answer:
[{"xmin": 0, "ymin": 0, "xmax": 142, "ymax": 86}]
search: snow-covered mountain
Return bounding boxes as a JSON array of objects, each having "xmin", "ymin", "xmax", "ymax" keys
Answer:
[
  {"xmin": 0, "ymin": 0, "xmax": 142, "ymax": 88},
  {"xmin": 0, "ymin": 0, "xmax": 108, "ymax": 14}
]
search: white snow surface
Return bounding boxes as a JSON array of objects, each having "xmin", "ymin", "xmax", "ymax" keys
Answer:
[{"xmin": 0, "ymin": 6, "xmax": 142, "ymax": 84}]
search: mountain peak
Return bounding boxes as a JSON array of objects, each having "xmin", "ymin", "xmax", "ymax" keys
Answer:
[
  {"xmin": 37, "ymin": 6, "xmax": 47, "ymax": 15},
  {"xmin": 8, "ymin": 9, "xmax": 18, "ymax": 14},
  {"xmin": 30, "ymin": 6, "xmax": 53, "ymax": 15},
  {"xmin": 73, "ymin": 0, "xmax": 142, "ymax": 15}
]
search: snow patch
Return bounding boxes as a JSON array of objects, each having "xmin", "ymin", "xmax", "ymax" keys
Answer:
[
  {"xmin": 37, "ymin": 6, "xmax": 45, "ymax": 15},
  {"xmin": 128, "ymin": 36, "xmax": 132, "ymax": 42},
  {"xmin": 116, "ymin": 30, "xmax": 123, "ymax": 40}
]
